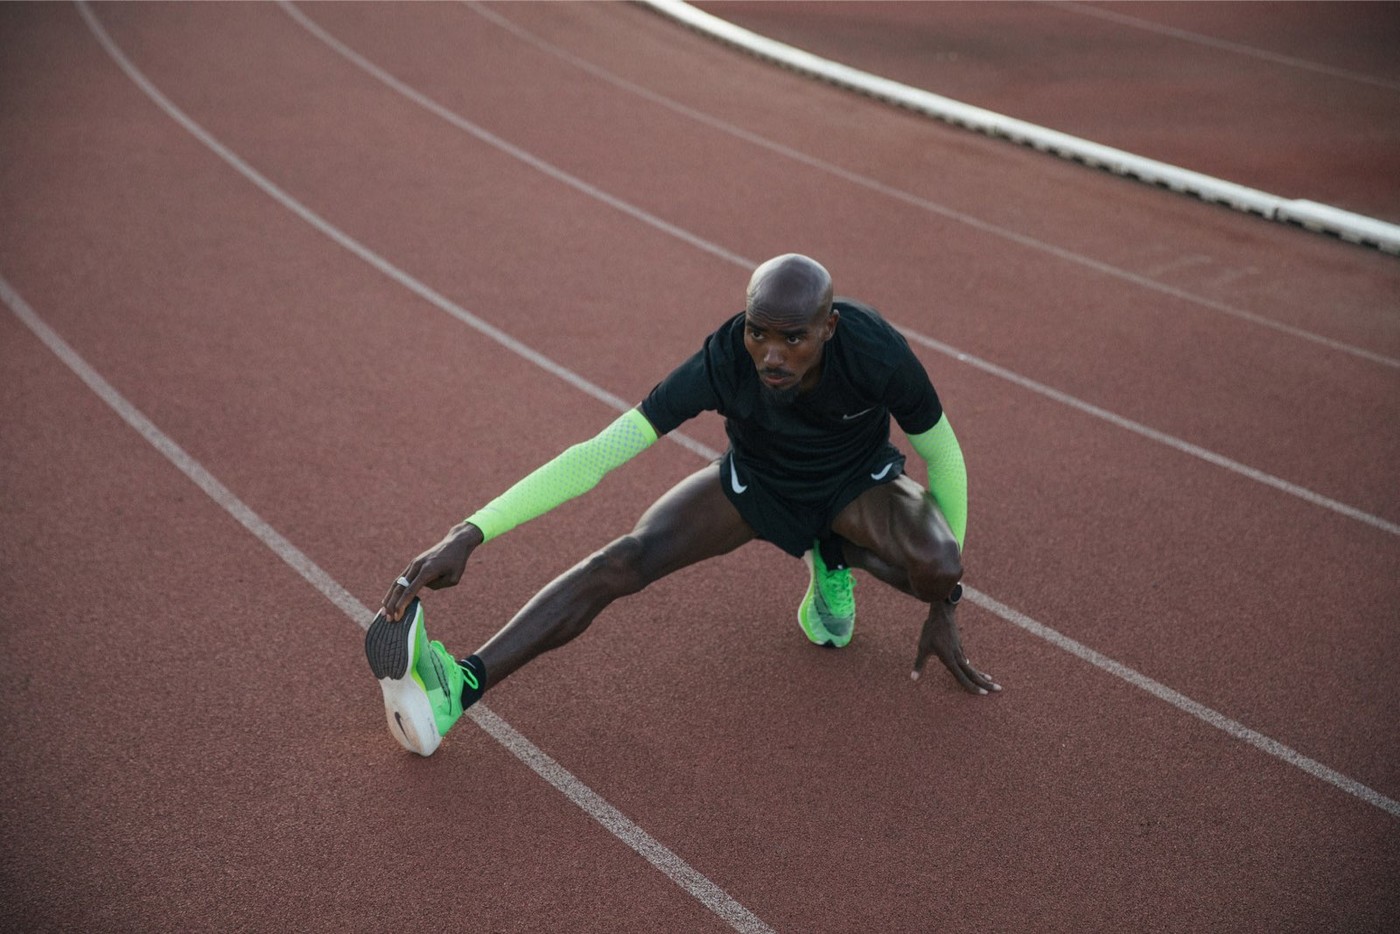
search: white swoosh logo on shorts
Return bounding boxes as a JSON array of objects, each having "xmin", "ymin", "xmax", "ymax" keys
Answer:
[
  {"xmin": 730, "ymin": 459, "xmax": 748, "ymax": 494},
  {"xmin": 870, "ymin": 462, "xmax": 896, "ymax": 481}
]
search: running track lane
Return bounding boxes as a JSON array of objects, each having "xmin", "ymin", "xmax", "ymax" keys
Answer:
[{"xmin": 2, "ymin": 3, "xmax": 1397, "ymax": 931}]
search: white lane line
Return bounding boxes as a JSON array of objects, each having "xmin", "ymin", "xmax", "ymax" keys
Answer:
[
  {"xmin": 465, "ymin": 0, "xmax": 1399, "ymax": 371},
  {"xmin": 286, "ymin": 0, "xmax": 1400, "ymax": 538},
  {"xmin": 0, "ymin": 272, "xmax": 774, "ymax": 934},
  {"xmin": 899, "ymin": 329, "xmax": 1400, "ymax": 538},
  {"xmin": 465, "ymin": 706, "xmax": 771, "ymax": 934},
  {"xmin": 1053, "ymin": 1, "xmax": 1400, "ymax": 92},
  {"xmin": 284, "ymin": 3, "xmax": 756, "ymax": 270},
  {"xmin": 1, "ymin": 278, "xmax": 367, "ymax": 626},
  {"xmin": 67, "ymin": 3, "xmax": 1399, "ymax": 820},
  {"xmin": 967, "ymin": 587, "xmax": 1400, "ymax": 819},
  {"xmin": 71, "ymin": 4, "xmax": 717, "ymax": 462}
]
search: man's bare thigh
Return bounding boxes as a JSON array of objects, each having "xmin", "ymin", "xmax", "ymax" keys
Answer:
[
  {"xmin": 629, "ymin": 462, "xmax": 757, "ymax": 581},
  {"xmin": 830, "ymin": 474, "xmax": 956, "ymax": 574}
]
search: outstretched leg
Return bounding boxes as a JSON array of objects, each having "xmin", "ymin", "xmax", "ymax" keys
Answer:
[
  {"xmin": 832, "ymin": 475, "xmax": 998, "ymax": 694},
  {"xmin": 475, "ymin": 463, "xmax": 754, "ymax": 684}
]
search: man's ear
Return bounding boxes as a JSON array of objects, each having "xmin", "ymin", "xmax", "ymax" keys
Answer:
[{"xmin": 823, "ymin": 308, "xmax": 840, "ymax": 342}]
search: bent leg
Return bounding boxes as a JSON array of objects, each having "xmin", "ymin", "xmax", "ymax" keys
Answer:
[
  {"xmin": 832, "ymin": 476, "xmax": 997, "ymax": 694},
  {"xmin": 475, "ymin": 463, "xmax": 753, "ymax": 684},
  {"xmin": 831, "ymin": 474, "xmax": 961, "ymax": 603}
]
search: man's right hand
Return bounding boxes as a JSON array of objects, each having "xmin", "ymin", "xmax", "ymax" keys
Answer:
[{"xmin": 380, "ymin": 521, "xmax": 485, "ymax": 621}]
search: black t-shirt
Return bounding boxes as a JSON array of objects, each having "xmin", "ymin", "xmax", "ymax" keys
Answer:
[{"xmin": 639, "ymin": 299, "xmax": 942, "ymax": 503}]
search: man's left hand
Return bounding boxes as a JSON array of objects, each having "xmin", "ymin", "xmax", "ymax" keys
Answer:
[{"xmin": 912, "ymin": 601, "xmax": 1000, "ymax": 695}]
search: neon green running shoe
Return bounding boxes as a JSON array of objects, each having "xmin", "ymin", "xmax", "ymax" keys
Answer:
[
  {"xmin": 798, "ymin": 545, "xmax": 856, "ymax": 648},
  {"xmin": 364, "ymin": 597, "xmax": 465, "ymax": 756}
]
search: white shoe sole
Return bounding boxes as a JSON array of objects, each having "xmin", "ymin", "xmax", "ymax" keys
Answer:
[
  {"xmin": 377, "ymin": 675, "xmax": 441, "ymax": 757},
  {"xmin": 365, "ymin": 601, "xmax": 443, "ymax": 757},
  {"xmin": 798, "ymin": 551, "xmax": 832, "ymax": 645}
]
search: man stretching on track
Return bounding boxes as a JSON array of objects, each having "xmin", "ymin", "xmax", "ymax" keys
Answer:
[{"xmin": 366, "ymin": 253, "xmax": 999, "ymax": 756}]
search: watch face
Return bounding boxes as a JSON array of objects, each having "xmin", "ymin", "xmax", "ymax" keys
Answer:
[{"xmin": 947, "ymin": 583, "xmax": 963, "ymax": 606}]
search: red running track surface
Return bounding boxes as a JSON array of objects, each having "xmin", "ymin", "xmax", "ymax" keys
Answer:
[{"xmin": 2, "ymin": 3, "xmax": 1397, "ymax": 932}]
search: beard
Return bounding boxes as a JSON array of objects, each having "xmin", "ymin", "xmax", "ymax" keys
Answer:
[{"xmin": 759, "ymin": 379, "xmax": 802, "ymax": 408}]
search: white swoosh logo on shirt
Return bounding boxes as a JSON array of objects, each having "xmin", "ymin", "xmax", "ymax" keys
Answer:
[
  {"xmin": 842, "ymin": 407, "xmax": 875, "ymax": 420},
  {"xmin": 870, "ymin": 463, "xmax": 896, "ymax": 481},
  {"xmin": 730, "ymin": 459, "xmax": 748, "ymax": 494}
]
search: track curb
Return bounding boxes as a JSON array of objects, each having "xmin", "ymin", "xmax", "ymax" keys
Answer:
[{"xmin": 641, "ymin": 0, "xmax": 1400, "ymax": 255}]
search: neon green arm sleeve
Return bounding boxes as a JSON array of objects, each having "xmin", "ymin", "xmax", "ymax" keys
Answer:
[
  {"xmin": 908, "ymin": 415, "xmax": 968, "ymax": 550},
  {"xmin": 464, "ymin": 408, "xmax": 658, "ymax": 542}
]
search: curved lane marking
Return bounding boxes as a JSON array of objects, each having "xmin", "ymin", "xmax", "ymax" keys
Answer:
[
  {"xmin": 287, "ymin": 0, "xmax": 1399, "ymax": 538},
  {"xmin": 2, "ymin": 270, "xmax": 775, "ymax": 934},
  {"xmin": 1053, "ymin": 1, "xmax": 1400, "ymax": 92},
  {"xmin": 66, "ymin": 3, "xmax": 1399, "ymax": 820},
  {"xmin": 68, "ymin": 7, "xmax": 771, "ymax": 931},
  {"xmin": 466, "ymin": 1, "xmax": 1399, "ymax": 370}
]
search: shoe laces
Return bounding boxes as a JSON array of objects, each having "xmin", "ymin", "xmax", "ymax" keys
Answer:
[{"xmin": 818, "ymin": 564, "xmax": 856, "ymax": 618}]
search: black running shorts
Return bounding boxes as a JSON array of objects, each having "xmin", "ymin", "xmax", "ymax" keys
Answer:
[{"xmin": 719, "ymin": 443, "xmax": 907, "ymax": 557}]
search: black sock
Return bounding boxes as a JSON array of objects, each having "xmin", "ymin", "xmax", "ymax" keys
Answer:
[
  {"xmin": 818, "ymin": 535, "xmax": 848, "ymax": 570},
  {"xmin": 457, "ymin": 654, "xmax": 488, "ymax": 709}
]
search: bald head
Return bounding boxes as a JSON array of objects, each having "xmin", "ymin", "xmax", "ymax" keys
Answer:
[
  {"xmin": 740, "ymin": 255, "xmax": 838, "ymax": 402},
  {"xmin": 745, "ymin": 254, "xmax": 833, "ymax": 325}
]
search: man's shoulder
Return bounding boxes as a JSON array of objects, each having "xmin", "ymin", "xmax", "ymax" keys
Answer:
[
  {"xmin": 641, "ymin": 311, "xmax": 746, "ymax": 432},
  {"xmin": 832, "ymin": 298, "xmax": 912, "ymax": 358},
  {"xmin": 697, "ymin": 310, "xmax": 745, "ymax": 355}
]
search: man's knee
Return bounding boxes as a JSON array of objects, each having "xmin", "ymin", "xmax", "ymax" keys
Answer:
[
  {"xmin": 905, "ymin": 531, "xmax": 962, "ymax": 603},
  {"xmin": 584, "ymin": 534, "xmax": 651, "ymax": 598}
]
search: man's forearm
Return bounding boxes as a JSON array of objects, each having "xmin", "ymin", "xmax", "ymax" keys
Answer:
[
  {"xmin": 908, "ymin": 415, "xmax": 967, "ymax": 550},
  {"xmin": 464, "ymin": 408, "xmax": 658, "ymax": 542}
]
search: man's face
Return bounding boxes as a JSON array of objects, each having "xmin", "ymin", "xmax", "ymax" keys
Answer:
[{"xmin": 742, "ymin": 305, "xmax": 838, "ymax": 405}]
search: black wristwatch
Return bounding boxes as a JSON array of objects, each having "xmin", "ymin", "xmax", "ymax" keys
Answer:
[{"xmin": 945, "ymin": 582, "xmax": 963, "ymax": 606}]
